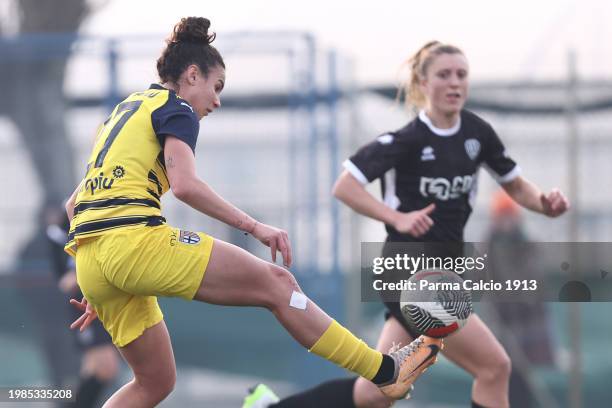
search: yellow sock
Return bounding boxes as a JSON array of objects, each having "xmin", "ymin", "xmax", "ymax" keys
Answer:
[{"xmin": 309, "ymin": 320, "xmax": 382, "ymax": 380}]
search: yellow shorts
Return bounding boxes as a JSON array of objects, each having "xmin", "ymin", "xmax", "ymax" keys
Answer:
[{"xmin": 75, "ymin": 224, "xmax": 214, "ymax": 347}]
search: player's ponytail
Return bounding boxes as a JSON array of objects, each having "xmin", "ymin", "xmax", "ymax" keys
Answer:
[
  {"xmin": 157, "ymin": 17, "xmax": 225, "ymax": 84},
  {"xmin": 398, "ymin": 41, "xmax": 464, "ymax": 111}
]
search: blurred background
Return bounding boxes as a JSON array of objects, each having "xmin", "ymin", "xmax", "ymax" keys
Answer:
[{"xmin": 1, "ymin": 0, "xmax": 611, "ymax": 406}]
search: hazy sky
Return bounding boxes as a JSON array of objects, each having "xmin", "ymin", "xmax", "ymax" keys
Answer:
[{"xmin": 83, "ymin": 0, "xmax": 609, "ymax": 84}]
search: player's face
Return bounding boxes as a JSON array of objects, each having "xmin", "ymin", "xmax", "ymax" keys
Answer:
[
  {"xmin": 420, "ymin": 53, "xmax": 469, "ymax": 116},
  {"xmin": 182, "ymin": 64, "xmax": 225, "ymax": 120}
]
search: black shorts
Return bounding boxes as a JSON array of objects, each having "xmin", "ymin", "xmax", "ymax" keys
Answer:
[{"xmin": 383, "ymin": 301, "xmax": 419, "ymax": 339}]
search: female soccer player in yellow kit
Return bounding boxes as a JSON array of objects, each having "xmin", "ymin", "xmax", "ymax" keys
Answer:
[{"xmin": 64, "ymin": 17, "xmax": 441, "ymax": 408}]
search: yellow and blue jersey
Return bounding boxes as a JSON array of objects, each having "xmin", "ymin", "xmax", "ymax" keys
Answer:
[{"xmin": 65, "ymin": 84, "xmax": 198, "ymax": 256}]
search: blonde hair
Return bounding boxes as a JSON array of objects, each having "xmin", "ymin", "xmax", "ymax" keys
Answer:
[{"xmin": 397, "ymin": 41, "xmax": 465, "ymax": 110}]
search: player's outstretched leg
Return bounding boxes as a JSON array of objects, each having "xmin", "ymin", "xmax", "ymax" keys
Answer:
[
  {"xmin": 195, "ymin": 239, "xmax": 442, "ymax": 400},
  {"xmin": 242, "ymin": 330, "xmax": 440, "ymax": 408}
]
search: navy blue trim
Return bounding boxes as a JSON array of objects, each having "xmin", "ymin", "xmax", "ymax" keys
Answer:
[
  {"xmin": 68, "ymin": 215, "xmax": 166, "ymax": 241},
  {"xmin": 156, "ymin": 151, "xmax": 167, "ymax": 178},
  {"xmin": 148, "ymin": 170, "xmax": 163, "ymax": 196},
  {"xmin": 151, "ymin": 91, "xmax": 198, "ymax": 153},
  {"xmin": 147, "ymin": 188, "xmax": 161, "ymax": 201},
  {"xmin": 73, "ymin": 197, "xmax": 160, "ymax": 217}
]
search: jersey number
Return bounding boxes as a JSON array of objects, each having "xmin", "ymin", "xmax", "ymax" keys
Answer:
[{"xmin": 94, "ymin": 100, "xmax": 143, "ymax": 167}]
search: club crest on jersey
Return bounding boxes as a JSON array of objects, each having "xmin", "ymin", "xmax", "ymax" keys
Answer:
[
  {"xmin": 421, "ymin": 146, "xmax": 436, "ymax": 161},
  {"xmin": 179, "ymin": 230, "xmax": 200, "ymax": 245},
  {"xmin": 464, "ymin": 139, "xmax": 481, "ymax": 161}
]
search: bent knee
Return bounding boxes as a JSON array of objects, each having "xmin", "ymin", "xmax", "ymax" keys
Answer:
[
  {"xmin": 263, "ymin": 264, "xmax": 302, "ymax": 310},
  {"xmin": 477, "ymin": 349, "xmax": 511, "ymax": 383},
  {"xmin": 135, "ymin": 370, "xmax": 176, "ymax": 402},
  {"xmin": 158, "ymin": 375, "xmax": 176, "ymax": 399},
  {"xmin": 353, "ymin": 377, "xmax": 393, "ymax": 408}
]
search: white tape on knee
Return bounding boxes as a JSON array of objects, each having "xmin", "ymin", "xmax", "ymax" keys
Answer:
[{"xmin": 289, "ymin": 291, "xmax": 308, "ymax": 310}]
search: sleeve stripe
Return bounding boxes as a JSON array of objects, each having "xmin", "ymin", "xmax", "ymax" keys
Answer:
[
  {"xmin": 483, "ymin": 163, "xmax": 522, "ymax": 184},
  {"xmin": 343, "ymin": 159, "xmax": 369, "ymax": 185}
]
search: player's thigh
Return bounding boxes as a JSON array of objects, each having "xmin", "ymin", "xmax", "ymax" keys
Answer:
[
  {"xmin": 441, "ymin": 313, "xmax": 509, "ymax": 376},
  {"xmin": 117, "ymin": 320, "xmax": 176, "ymax": 387},
  {"xmin": 194, "ymin": 238, "xmax": 300, "ymax": 307},
  {"xmin": 75, "ymin": 236, "xmax": 155, "ymax": 347}
]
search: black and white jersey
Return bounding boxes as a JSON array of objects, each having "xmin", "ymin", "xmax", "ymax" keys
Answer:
[{"xmin": 344, "ymin": 109, "xmax": 520, "ymax": 242}]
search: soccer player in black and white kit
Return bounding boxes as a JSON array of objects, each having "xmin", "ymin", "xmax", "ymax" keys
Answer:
[{"xmin": 256, "ymin": 41, "xmax": 569, "ymax": 408}]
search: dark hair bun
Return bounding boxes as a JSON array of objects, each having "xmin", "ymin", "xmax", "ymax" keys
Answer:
[
  {"xmin": 157, "ymin": 16, "xmax": 225, "ymax": 83},
  {"xmin": 170, "ymin": 17, "xmax": 216, "ymax": 45}
]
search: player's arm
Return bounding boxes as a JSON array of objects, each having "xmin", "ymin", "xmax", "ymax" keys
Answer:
[
  {"xmin": 333, "ymin": 170, "xmax": 435, "ymax": 237},
  {"xmin": 164, "ymin": 136, "xmax": 291, "ymax": 265},
  {"xmin": 333, "ymin": 170, "xmax": 398, "ymax": 225},
  {"xmin": 482, "ymin": 124, "xmax": 569, "ymax": 218},
  {"xmin": 502, "ymin": 176, "xmax": 570, "ymax": 217}
]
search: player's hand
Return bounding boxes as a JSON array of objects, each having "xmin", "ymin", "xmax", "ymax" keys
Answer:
[
  {"xmin": 58, "ymin": 270, "xmax": 78, "ymax": 294},
  {"xmin": 393, "ymin": 203, "xmax": 435, "ymax": 237},
  {"xmin": 69, "ymin": 297, "xmax": 98, "ymax": 332},
  {"xmin": 540, "ymin": 188, "xmax": 570, "ymax": 217},
  {"xmin": 251, "ymin": 222, "xmax": 292, "ymax": 267}
]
